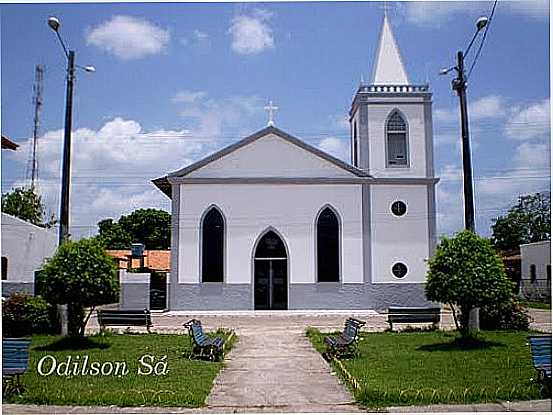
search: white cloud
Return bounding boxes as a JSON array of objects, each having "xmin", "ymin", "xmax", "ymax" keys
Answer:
[
  {"xmin": 502, "ymin": 0, "xmax": 550, "ymax": 19},
  {"xmin": 435, "ymin": 95, "xmax": 505, "ymax": 123},
  {"xmin": 181, "ymin": 30, "xmax": 211, "ymax": 49},
  {"xmin": 228, "ymin": 10, "xmax": 274, "ymax": 55},
  {"xmin": 435, "ymin": 139, "xmax": 550, "ymax": 236},
  {"xmin": 172, "ymin": 90, "xmax": 207, "ymax": 104},
  {"xmin": 504, "ymin": 98, "xmax": 550, "ymax": 140},
  {"xmin": 513, "ymin": 142, "xmax": 550, "ymax": 167},
  {"xmin": 402, "ymin": 0, "xmax": 549, "ymax": 27},
  {"xmin": 5, "ymin": 92, "xmax": 263, "ymax": 238},
  {"xmin": 86, "ymin": 15, "xmax": 169, "ymax": 60},
  {"xmin": 317, "ymin": 137, "xmax": 349, "ymax": 162}
]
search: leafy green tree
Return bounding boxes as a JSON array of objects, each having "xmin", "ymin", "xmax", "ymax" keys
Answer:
[
  {"xmin": 97, "ymin": 219, "xmax": 132, "ymax": 249},
  {"xmin": 1, "ymin": 187, "xmax": 55, "ymax": 227},
  {"xmin": 97, "ymin": 208, "xmax": 171, "ymax": 250},
  {"xmin": 491, "ymin": 192, "xmax": 550, "ymax": 251},
  {"xmin": 425, "ymin": 230, "xmax": 513, "ymax": 337},
  {"xmin": 38, "ymin": 238, "xmax": 119, "ymax": 337}
]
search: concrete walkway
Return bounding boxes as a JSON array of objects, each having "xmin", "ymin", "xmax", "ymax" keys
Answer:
[{"xmin": 205, "ymin": 323, "xmax": 361, "ymax": 412}]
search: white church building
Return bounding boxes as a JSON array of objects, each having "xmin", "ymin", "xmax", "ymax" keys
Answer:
[{"xmin": 154, "ymin": 15, "xmax": 439, "ymax": 311}]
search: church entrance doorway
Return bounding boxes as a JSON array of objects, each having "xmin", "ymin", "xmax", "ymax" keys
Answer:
[{"xmin": 254, "ymin": 230, "xmax": 288, "ymax": 310}]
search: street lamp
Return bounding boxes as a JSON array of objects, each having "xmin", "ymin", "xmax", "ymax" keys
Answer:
[{"xmin": 48, "ymin": 16, "xmax": 95, "ymax": 246}]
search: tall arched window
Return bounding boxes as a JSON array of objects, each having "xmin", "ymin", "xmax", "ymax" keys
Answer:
[
  {"xmin": 317, "ymin": 207, "xmax": 340, "ymax": 282},
  {"xmin": 386, "ymin": 110, "xmax": 408, "ymax": 167},
  {"xmin": 201, "ymin": 207, "xmax": 224, "ymax": 282},
  {"xmin": 352, "ymin": 121, "xmax": 358, "ymax": 167}
]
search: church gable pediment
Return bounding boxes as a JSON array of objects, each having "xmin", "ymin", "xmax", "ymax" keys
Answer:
[{"xmin": 168, "ymin": 126, "xmax": 368, "ymax": 179}]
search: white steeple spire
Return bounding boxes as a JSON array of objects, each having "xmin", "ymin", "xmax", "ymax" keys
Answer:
[{"xmin": 369, "ymin": 11, "xmax": 410, "ymax": 85}]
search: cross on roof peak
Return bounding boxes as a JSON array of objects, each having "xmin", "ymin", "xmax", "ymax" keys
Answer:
[{"xmin": 264, "ymin": 100, "xmax": 278, "ymax": 127}]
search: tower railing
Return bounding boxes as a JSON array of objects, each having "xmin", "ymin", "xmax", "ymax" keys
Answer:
[{"xmin": 358, "ymin": 84, "xmax": 430, "ymax": 93}]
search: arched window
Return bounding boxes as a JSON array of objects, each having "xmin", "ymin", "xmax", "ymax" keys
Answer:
[
  {"xmin": 317, "ymin": 207, "xmax": 340, "ymax": 282},
  {"xmin": 386, "ymin": 111, "xmax": 408, "ymax": 167},
  {"xmin": 201, "ymin": 207, "xmax": 224, "ymax": 282},
  {"xmin": 1, "ymin": 257, "xmax": 7, "ymax": 280},
  {"xmin": 352, "ymin": 122, "xmax": 358, "ymax": 166}
]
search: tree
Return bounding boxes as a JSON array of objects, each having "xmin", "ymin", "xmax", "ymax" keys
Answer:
[
  {"xmin": 97, "ymin": 219, "xmax": 132, "ymax": 249},
  {"xmin": 491, "ymin": 192, "xmax": 550, "ymax": 251},
  {"xmin": 425, "ymin": 230, "xmax": 513, "ymax": 338},
  {"xmin": 97, "ymin": 208, "xmax": 171, "ymax": 250},
  {"xmin": 1, "ymin": 187, "xmax": 55, "ymax": 227},
  {"xmin": 37, "ymin": 238, "xmax": 119, "ymax": 337}
]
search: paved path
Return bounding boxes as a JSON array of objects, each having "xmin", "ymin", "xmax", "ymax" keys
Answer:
[{"xmin": 205, "ymin": 323, "xmax": 361, "ymax": 412}]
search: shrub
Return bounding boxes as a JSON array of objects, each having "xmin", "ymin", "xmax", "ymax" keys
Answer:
[
  {"xmin": 37, "ymin": 238, "xmax": 119, "ymax": 337},
  {"xmin": 425, "ymin": 230, "xmax": 514, "ymax": 337},
  {"xmin": 2, "ymin": 292, "xmax": 52, "ymax": 337},
  {"xmin": 480, "ymin": 297, "xmax": 530, "ymax": 330}
]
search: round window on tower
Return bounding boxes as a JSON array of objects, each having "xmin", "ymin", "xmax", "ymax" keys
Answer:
[
  {"xmin": 391, "ymin": 262, "xmax": 408, "ymax": 279},
  {"xmin": 391, "ymin": 201, "xmax": 407, "ymax": 217}
]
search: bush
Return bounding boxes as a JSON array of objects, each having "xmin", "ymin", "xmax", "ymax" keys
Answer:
[
  {"xmin": 2, "ymin": 292, "xmax": 52, "ymax": 337},
  {"xmin": 425, "ymin": 230, "xmax": 514, "ymax": 337},
  {"xmin": 480, "ymin": 297, "xmax": 530, "ymax": 330}
]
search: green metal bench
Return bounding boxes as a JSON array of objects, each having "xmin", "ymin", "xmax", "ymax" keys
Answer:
[
  {"xmin": 97, "ymin": 309, "xmax": 152, "ymax": 333},
  {"xmin": 324, "ymin": 317, "xmax": 366, "ymax": 358},
  {"xmin": 528, "ymin": 335, "xmax": 551, "ymax": 385},
  {"xmin": 387, "ymin": 307, "xmax": 441, "ymax": 330},
  {"xmin": 183, "ymin": 319, "xmax": 225, "ymax": 361},
  {"xmin": 3, "ymin": 338, "xmax": 31, "ymax": 395}
]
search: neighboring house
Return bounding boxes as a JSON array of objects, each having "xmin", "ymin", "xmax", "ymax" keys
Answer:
[
  {"xmin": 520, "ymin": 240, "xmax": 551, "ymax": 301},
  {"xmin": 106, "ymin": 249, "xmax": 170, "ymax": 272},
  {"xmin": 153, "ymin": 14, "xmax": 438, "ymax": 311},
  {"xmin": 1, "ymin": 212, "xmax": 57, "ymax": 296}
]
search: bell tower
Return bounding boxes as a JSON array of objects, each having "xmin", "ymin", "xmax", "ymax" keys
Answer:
[
  {"xmin": 350, "ymin": 13, "xmax": 434, "ymax": 179},
  {"xmin": 351, "ymin": 12, "xmax": 438, "ymax": 285}
]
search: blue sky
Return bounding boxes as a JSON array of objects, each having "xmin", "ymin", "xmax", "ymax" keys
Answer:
[{"xmin": 1, "ymin": 1, "xmax": 550, "ymax": 238}]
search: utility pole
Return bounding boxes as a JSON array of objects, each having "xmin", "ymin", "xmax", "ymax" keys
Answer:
[
  {"xmin": 48, "ymin": 16, "xmax": 95, "ymax": 246},
  {"xmin": 59, "ymin": 50, "xmax": 75, "ymax": 245},
  {"xmin": 26, "ymin": 64, "xmax": 44, "ymax": 190},
  {"xmin": 451, "ymin": 51, "xmax": 475, "ymax": 233}
]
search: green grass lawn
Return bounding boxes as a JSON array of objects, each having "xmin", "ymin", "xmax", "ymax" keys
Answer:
[
  {"xmin": 521, "ymin": 300, "xmax": 551, "ymax": 310},
  {"xmin": 307, "ymin": 329, "xmax": 547, "ymax": 408},
  {"xmin": 5, "ymin": 331, "xmax": 235, "ymax": 407}
]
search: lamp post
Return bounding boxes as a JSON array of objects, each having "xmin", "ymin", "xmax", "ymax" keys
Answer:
[
  {"xmin": 48, "ymin": 16, "xmax": 95, "ymax": 246},
  {"xmin": 440, "ymin": 16, "xmax": 489, "ymax": 331}
]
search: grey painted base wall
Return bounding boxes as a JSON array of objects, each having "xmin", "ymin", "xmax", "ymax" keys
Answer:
[
  {"xmin": 168, "ymin": 282, "xmax": 432, "ymax": 311},
  {"xmin": 169, "ymin": 283, "xmax": 251, "ymax": 310},
  {"xmin": 120, "ymin": 283, "xmax": 150, "ymax": 310},
  {"xmin": 2, "ymin": 282, "xmax": 35, "ymax": 297}
]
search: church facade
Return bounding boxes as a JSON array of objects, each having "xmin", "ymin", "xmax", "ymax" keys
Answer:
[{"xmin": 153, "ymin": 15, "xmax": 439, "ymax": 311}]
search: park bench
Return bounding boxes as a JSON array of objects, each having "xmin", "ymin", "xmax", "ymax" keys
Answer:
[
  {"xmin": 387, "ymin": 307, "xmax": 441, "ymax": 331},
  {"xmin": 183, "ymin": 319, "xmax": 225, "ymax": 361},
  {"xmin": 324, "ymin": 317, "xmax": 366, "ymax": 358},
  {"xmin": 97, "ymin": 309, "xmax": 152, "ymax": 333},
  {"xmin": 3, "ymin": 338, "xmax": 32, "ymax": 395},
  {"xmin": 528, "ymin": 335, "xmax": 551, "ymax": 385}
]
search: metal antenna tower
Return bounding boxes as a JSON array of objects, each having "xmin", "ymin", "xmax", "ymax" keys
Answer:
[{"xmin": 26, "ymin": 64, "xmax": 44, "ymax": 189}]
